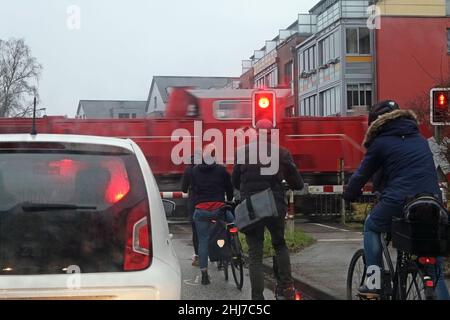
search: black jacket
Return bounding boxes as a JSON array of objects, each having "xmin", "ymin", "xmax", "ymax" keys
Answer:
[
  {"xmin": 232, "ymin": 142, "xmax": 304, "ymax": 215},
  {"xmin": 190, "ymin": 163, "xmax": 234, "ymax": 206},
  {"xmin": 181, "ymin": 165, "xmax": 195, "ymax": 215}
]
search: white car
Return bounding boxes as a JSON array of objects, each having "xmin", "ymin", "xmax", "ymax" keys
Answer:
[{"xmin": 0, "ymin": 134, "xmax": 181, "ymax": 299}]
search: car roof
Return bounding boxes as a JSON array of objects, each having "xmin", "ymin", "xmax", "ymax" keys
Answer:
[{"xmin": 0, "ymin": 134, "xmax": 135, "ymax": 152}]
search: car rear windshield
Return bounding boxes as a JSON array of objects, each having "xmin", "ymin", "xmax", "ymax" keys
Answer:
[{"xmin": 0, "ymin": 142, "xmax": 148, "ymax": 275}]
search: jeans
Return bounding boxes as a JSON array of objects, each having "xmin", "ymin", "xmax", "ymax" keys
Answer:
[
  {"xmin": 188, "ymin": 201, "xmax": 199, "ymax": 256},
  {"xmin": 364, "ymin": 215, "xmax": 450, "ymax": 300},
  {"xmin": 193, "ymin": 208, "xmax": 234, "ymax": 270},
  {"xmin": 245, "ymin": 217, "xmax": 293, "ymax": 300}
]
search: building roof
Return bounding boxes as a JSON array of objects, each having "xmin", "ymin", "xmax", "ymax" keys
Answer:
[
  {"xmin": 187, "ymin": 88, "xmax": 292, "ymax": 99},
  {"xmin": 77, "ymin": 100, "xmax": 147, "ymax": 118},
  {"xmin": 146, "ymin": 76, "xmax": 239, "ymax": 112},
  {"xmin": 310, "ymin": 0, "xmax": 340, "ymax": 15}
]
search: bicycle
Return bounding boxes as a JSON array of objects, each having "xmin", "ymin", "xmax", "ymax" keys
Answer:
[
  {"xmin": 347, "ymin": 232, "xmax": 443, "ymax": 300},
  {"xmin": 348, "ymin": 208, "xmax": 450, "ymax": 301},
  {"xmin": 210, "ymin": 204, "xmax": 245, "ymax": 290}
]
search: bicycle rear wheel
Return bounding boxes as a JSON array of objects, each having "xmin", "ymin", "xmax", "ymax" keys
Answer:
[
  {"xmin": 346, "ymin": 249, "xmax": 367, "ymax": 300},
  {"xmin": 230, "ymin": 234, "xmax": 244, "ymax": 290},
  {"xmin": 399, "ymin": 265, "xmax": 427, "ymax": 300}
]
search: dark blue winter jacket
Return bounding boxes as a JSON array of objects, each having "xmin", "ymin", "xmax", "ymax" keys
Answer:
[
  {"xmin": 190, "ymin": 163, "xmax": 234, "ymax": 206},
  {"xmin": 343, "ymin": 110, "xmax": 440, "ymax": 230}
]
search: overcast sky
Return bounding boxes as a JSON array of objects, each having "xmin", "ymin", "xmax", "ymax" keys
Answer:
[{"xmin": 0, "ymin": 0, "xmax": 318, "ymax": 116}]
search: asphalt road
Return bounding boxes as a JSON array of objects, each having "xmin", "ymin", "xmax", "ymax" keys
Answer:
[{"xmin": 169, "ymin": 223, "xmax": 276, "ymax": 300}]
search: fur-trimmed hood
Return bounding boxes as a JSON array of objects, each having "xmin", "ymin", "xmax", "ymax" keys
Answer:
[{"xmin": 363, "ymin": 109, "xmax": 419, "ymax": 148}]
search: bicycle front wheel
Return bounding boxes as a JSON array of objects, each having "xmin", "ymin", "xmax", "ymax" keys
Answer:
[
  {"xmin": 346, "ymin": 249, "xmax": 366, "ymax": 300},
  {"xmin": 230, "ymin": 234, "xmax": 244, "ymax": 290}
]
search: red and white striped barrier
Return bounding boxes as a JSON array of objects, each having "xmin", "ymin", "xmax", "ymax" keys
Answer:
[
  {"xmin": 159, "ymin": 185, "xmax": 378, "ymax": 199},
  {"xmin": 306, "ymin": 185, "xmax": 373, "ymax": 195},
  {"xmin": 160, "ymin": 192, "xmax": 188, "ymax": 199}
]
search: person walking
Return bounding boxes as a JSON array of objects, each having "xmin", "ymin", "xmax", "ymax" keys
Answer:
[{"xmin": 232, "ymin": 120, "xmax": 304, "ymax": 300}]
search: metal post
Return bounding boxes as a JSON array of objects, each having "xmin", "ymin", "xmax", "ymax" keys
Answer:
[
  {"xmin": 435, "ymin": 126, "xmax": 443, "ymax": 144},
  {"xmin": 287, "ymin": 190, "xmax": 295, "ymax": 236},
  {"xmin": 31, "ymin": 97, "xmax": 37, "ymax": 135},
  {"xmin": 340, "ymin": 158, "xmax": 346, "ymax": 225}
]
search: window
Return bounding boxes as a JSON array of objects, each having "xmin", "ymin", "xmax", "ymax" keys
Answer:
[
  {"xmin": 318, "ymin": 40, "xmax": 324, "ymax": 65},
  {"xmin": 300, "ymin": 95, "xmax": 317, "ymax": 116},
  {"xmin": 346, "ymin": 28, "xmax": 371, "ymax": 55},
  {"xmin": 319, "ymin": 87, "xmax": 341, "ymax": 116},
  {"xmin": 346, "ymin": 28, "xmax": 358, "ymax": 54},
  {"xmin": 284, "ymin": 61, "xmax": 293, "ymax": 91},
  {"xmin": 213, "ymin": 101, "xmax": 251, "ymax": 119},
  {"xmin": 319, "ymin": 32, "xmax": 340, "ymax": 65},
  {"xmin": 359, "ymin": 28, "xmax": 370, "ymax": 54},
  {"xmin": 301, "ymin": 46, "xmax": 316, "ymax": 72},
  {"xmin": 131, "ymin": 113, "xmax": 137, "ymax": 119},
  {"xmin": 347, "ymin": 83, "xmax": 372, "ymax": 109},
  {"xmin": 0, "ymin": 144, "xmax": 148, "ymax": 274},
  {"xmin": 118, "ymin": 113, "xmax": 130, "ymax": 119}
]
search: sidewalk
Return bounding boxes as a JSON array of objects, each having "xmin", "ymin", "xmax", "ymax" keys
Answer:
[{"xmin": 262, "ymin": 219, "xmax": 450, "ymax": 300}]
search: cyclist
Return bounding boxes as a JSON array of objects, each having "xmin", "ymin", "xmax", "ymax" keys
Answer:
[
  {"xmin": 191, "ymin": 146, "xmax": 234, "ymax": 285},
  {"xmin": 343, "ymin": 100, "xmax": 449, "ymax": 299}
]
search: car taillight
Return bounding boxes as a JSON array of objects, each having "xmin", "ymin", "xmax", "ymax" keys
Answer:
[{"xmin": 124, "ymin": 200, "xmax": 151, "ymax": 271}]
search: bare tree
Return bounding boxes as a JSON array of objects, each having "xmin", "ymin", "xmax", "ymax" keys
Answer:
[{"xmin": 0, "ymin": 38, "xmax": 42, "ymax": 117}]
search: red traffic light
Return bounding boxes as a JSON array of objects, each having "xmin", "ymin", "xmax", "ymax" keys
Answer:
[
  {"xmin": 430, "ymin": 88, "xmax": 450, "ymax": 125},
  {"xmin": 252, "ymin": 91, "xmax": 276, "ymax": 128},
  {"xmin": 258, "ymin": 96, "xmax": 270, "ymax": 109},
  {"xmin": 435, "ymin": 92, "xmax": 448, "ymax": 109}
]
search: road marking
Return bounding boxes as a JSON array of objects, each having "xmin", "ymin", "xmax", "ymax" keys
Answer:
[
  {"xmin": 312, "ymin": 223, "xmax": 350, "ymax": 232},
  {"xmin": 317, "ymin": 239, "xmax": 362, "ymax": 242},
  {"xmin": 183, "ymin": 276, "xmax": 200, "ymax": 286}
]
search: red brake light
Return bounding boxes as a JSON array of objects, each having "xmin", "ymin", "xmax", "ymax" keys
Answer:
[
  {"xmin": 124, "ymin": 200, "xmax": 151, "ymax": 271},
  {"xmin": 418, "ymin": 257, "xmax": 437, "ymax": 265},
  {"xmin": 295, "ymin": 291, "xmax": 302, "ymax": 300},
  {"xmin": 426, "ymin": 280, "xmax": 434, "ymax": 288},
  {"xmin": 229, "ymin": 227, "xmax": 238, "ymax": 234}
]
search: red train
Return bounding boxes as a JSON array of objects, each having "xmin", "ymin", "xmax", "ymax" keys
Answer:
[{"xmin": 0, "ymin": 88, "xmax": 370, "ymax": 216}]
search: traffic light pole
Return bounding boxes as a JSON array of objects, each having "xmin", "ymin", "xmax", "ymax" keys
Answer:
[{"xmin": 435, "ymin": 125, "xmax": 443, "ymax": 144}]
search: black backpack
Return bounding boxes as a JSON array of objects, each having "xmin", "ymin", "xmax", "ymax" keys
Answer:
[{"xmin": 403, "ymin": 194, "xmax": 448, "ymax": 225}]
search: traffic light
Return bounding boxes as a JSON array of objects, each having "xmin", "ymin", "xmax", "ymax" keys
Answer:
[
  {"xmin": 431, "ymin": 88, "xmax": 450, "ymax": 125},
  {"xmin": 252, "ymin": 90, "xmax": 276, "ymax": 128}
]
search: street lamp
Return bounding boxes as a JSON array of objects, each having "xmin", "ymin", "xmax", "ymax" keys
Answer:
[{"xmin": 36, "ymin": 108, "xmax": 46, "ymax": 117}]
